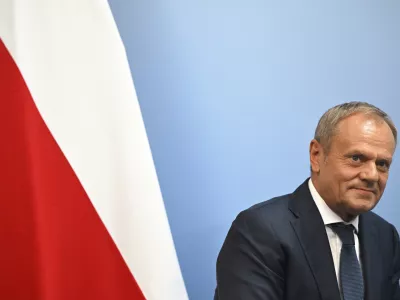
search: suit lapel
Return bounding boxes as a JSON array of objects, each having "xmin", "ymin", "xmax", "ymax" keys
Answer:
[
  {"xmin": 358, "ymin": 213, "xmax": 380, "ymax": 300},
  {"xmin": 289, "ymin": 180, "xmax": 341, "ymax": 300}
]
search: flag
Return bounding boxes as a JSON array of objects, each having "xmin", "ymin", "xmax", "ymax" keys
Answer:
[{"xmin": 0, "ymin": 1, "xmax": 188, "ymax": 299}]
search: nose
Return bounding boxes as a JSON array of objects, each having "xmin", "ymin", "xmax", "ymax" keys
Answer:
[{"xmin": 359, "ymin": 161, "xmax": 379, "ymax": 184}]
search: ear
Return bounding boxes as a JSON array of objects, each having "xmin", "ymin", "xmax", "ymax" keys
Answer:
[{"xmin": 310, "ymin": 139, "xmax": 323, "ymax": 173}]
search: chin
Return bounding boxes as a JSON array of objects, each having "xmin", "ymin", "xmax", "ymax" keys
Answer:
[{"xmin": 347, "ymin": 198, "xmax": 377, "ymax": 215}]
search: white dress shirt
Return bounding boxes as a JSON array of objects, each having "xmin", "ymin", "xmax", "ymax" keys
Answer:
[{"xmin": 308, "ymin": 179, "xmax": 361, "ymax": 285}]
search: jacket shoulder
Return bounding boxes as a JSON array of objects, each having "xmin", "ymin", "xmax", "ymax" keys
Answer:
[{"xmin": 234, "ymin": 193, "xmax": 293, "ymax": 229}]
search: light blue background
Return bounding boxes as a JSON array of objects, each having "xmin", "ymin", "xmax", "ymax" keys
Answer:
[{"xmin": 108, "ymin": 1, "xmax": 400, "ymax": 299}]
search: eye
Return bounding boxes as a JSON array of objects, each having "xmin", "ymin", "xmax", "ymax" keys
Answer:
[
  {"xmin": 351, "ymin": 155, "xmax": 361, "ymax": 162},
  {"xmin": 377, "ymin": 160, "xmax": 389, "ymax": 169}
]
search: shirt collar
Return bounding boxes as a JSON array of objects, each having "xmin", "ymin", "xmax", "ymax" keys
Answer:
[{"xmin": 308, "ymin": 179, "xmax": 359, "ymax": 233}]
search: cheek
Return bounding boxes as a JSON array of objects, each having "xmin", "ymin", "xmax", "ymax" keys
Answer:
[
  {"xmin": 340, "ymin": 165, "xmax": 359, "ymax": 179},
  {"xmin": 333, "ymin": 167, "xmax": 359, "ymax": 189},
  {"xmin": 378, "ymin": 176, "xmax": 388, "ymax": 191},
  {"xmin": 338, "ymin": 172, "xmax": 359, "ymax": 195},
  {"xmin": 328, "ymin": 159, "xmax": 355, "ymax": 177}
]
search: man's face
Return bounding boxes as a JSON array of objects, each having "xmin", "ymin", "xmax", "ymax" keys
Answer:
[{"xmin": 310, "ymin": 113, "xmax": 396, "ymax": 221}]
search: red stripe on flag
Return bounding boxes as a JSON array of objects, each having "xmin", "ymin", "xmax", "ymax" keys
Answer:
[{"xmin": 0, "ymin": 39, "xmax": 145, "ymax": 300}]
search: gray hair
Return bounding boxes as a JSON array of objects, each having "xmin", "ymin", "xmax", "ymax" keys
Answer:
[{"xmin": 314, "ymin": 101, "xmax": 397, "ymax": 152}]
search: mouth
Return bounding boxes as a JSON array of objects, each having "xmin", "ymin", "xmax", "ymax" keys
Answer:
[{"xmin": 352, "ymin": 188, "xmax": 376, "ymax": 195}]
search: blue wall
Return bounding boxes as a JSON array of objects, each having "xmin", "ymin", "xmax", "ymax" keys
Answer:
[{"xmin": 108, "ymin": 1, "xmax": 400, "ymax": 299}]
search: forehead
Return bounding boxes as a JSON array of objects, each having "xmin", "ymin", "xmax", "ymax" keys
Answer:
[{"xmin": 332, "ymin": 114, "xmax": 396, "ymax": 156}]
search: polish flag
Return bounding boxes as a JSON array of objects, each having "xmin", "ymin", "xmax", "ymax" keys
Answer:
[{"xmin": 0, "ymin": 1, "xmax": 188, "ymax": 299}]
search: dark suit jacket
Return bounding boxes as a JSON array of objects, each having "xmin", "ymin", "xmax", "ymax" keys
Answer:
[{"xmin": 214, "ymin": 179, "xmax": 400, "ymax": 300}]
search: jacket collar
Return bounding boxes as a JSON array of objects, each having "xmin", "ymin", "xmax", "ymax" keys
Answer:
[{"xmin": 288, "ymin": 179, "xmax": 342, "ymax": 300}]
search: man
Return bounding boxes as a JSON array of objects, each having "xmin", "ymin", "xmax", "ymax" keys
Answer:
[{"xmin": 214, "ymin": 102, "xmax": 400, "ymax": 300}]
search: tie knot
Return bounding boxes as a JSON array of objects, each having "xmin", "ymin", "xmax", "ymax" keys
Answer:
[{"xmin": 329, "ymin": 223, "xmax": 355, "ymax": 245}]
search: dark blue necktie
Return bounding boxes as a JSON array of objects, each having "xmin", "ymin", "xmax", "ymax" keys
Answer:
[{"xmin": 329, "ymin": 223, "xmax": 364, "ymax": 300}]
